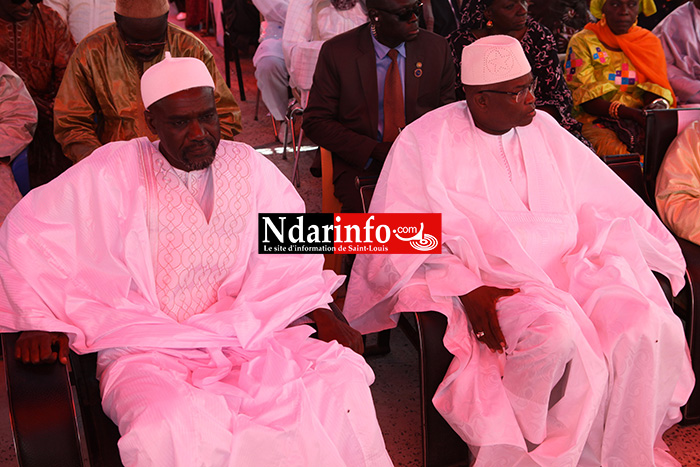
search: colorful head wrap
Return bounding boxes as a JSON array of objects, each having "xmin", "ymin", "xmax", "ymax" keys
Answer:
[{"xmin": 589, "ymin": 0, "xmax": 656, "ymax": 20}]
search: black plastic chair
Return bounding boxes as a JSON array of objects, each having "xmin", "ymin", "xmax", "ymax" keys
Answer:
[
  {"xmin": 1, "ymin": 303, "xmax": 354, "ymax": 466},
  {"xmin": 355, "ymin": 175, "xmax": 419, "ymax": 354},
  {"xmin": 644, "ymin": 108, "xmax": 700, "ymax": 198},
  {"xmin": 220, "ymin": 9, "xmax": 258, "ymax": 102},
  {"xmin": 2, "ymin": 332, "xmax": 122, "ymax": 467},
  {"xmin": 414, "ymin": 311, "xmax": 471, "ymax": 467},
  {"xmin": 354, "ymin": 175, "xmax": 470, "ymax": 465}
]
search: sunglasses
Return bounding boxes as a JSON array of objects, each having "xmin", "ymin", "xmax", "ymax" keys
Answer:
[
  {"xmin": 10, "ymin": 0, "xmax": 41, "ymax": 4},
  {"xmin": 376, "ymin": 1, "xmax": 423, "ymax": 21},
  {"xmin": 478, "ymin": 78, "xmax": 538, "ymax": 104}
]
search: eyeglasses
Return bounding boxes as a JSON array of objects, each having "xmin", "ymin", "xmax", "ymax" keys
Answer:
[
  {"xmin": 123, "ymin": 39, "xmax": 167, "ymax": 49},
  {"xmin": 478, "ymin": 78, "xmax": 538, "ymax": 104},
  {"xmin": 376, "ymin": 1, "xmax": 423, "ymax": 21},
  {"xmin": 10, "ymin": 0, "xmax": 41, "ymax": 5}
]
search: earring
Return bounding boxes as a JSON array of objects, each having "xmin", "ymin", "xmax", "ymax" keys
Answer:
[
  {"xmin": 486, "ymin": 19, "xmax": 493, "ymax": 28},
  {"xmin": 599, "ymin": 13, "xmax": 607, "ymax": 28}
]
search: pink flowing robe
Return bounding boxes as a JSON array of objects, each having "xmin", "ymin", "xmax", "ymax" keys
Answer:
[
  {"xmin": 345, "ymin": 103, "xmax": 694, "ymax": 466},
  {"xmin": 0, "ymin": 138, "xmax": 393, "ymax": 467}
]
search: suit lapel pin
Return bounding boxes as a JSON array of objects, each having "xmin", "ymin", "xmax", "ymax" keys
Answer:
[{"xmin": 414, "ymin": 61, "xmax": 423, "ymax": 78}]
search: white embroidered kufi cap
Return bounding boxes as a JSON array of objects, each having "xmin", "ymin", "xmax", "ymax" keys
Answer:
[
  {"xmin": 461, "ymin": 35, "xmax": 531, "ymax": 85},
  {"xmin": 141, "ymin": 52, "xmax": 215, "ymax": 109}
]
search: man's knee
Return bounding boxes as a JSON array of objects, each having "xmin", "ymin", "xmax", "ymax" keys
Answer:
[
  {"xmin": 116, "ymin": 396, "xmax": 188, "ymax": 466},
  {"xmin": 120, "ymin": 390, "xmax": 191, "ymax": 435},
  {"xmin": 523, "ymin": 312, "xmax": 577, "ymax": 361},
  {"xmin": 254, "ymin": 56, "xmax": 288, "ymax": 82}
]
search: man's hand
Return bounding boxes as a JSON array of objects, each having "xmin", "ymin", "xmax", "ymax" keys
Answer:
[
  {"xmin": 311, "ymin": 308, "xmax": 364, "ymax": 355},
  {"xmin": 459, "ymin": 286, "xmax": 519, "ymax": 353},
  {"xmin": 15, "ymin": 331, "xmax": 69, "ymax": 365}
]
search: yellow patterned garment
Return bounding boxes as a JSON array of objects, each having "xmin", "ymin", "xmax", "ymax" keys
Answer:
[
  {"xmin": 54, "ymin": 23, "xmax": 242, "ymax": 163},
  {"xmin": 564, "ymin": 29, "xmax": 673, "ymax": 127}
]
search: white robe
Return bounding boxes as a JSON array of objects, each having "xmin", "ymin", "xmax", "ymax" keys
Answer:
[
  {"xmin": 345, "ymin": 103, "xmax": 694, "ymax": 466},
  {"xmin": 653, "ymin": 2, "xmax": 700, "ymax": 105},
  {"xmin": 0, "ymin": 137, "xmax": 393, "ymax": 467},
  {"xmin": 282, "ymin": 0, "xmax": 367, "ymax": 104}
]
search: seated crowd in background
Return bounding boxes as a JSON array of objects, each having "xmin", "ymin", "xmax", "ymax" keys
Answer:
[
  {"xmin": 302, "ymin": 0, "xmax": 456, "ymax": 213},
  {"xmin": 3, "ymin": 0, "xmax": 698, "ymax": 192},
  {"xmin": 53, "ymin": 0, "xmax": 241, "ymax": 164},
  {"xmin": 0, "ymin": 0, "xmax": 75, "ymax": 188}
]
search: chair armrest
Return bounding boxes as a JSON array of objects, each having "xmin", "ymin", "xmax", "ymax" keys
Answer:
[
  {"xmin": 329, "ymin": 302, "xmax": 349, "ymax": 325},
  {"xmin": 652, "ymin": 271, "xmax": 673, "ymax": 305},
  {"xmin": 674, "ymin": 237, "xmax": 700, "ymax": 341},
  {"xmin": 354, "ymin": 176, "xmax": 379, "ymax": 190},
  {"xmin": 354, "ymin": 176, "xmax": 379, "ymax": 214},
  {"xmin": 1, "ymin": 332, "xmax": 83, "ymax": 466},
  {"xmin": 602, "ymin": 153, "xmax": 641, "ymax": 165},
  {"xmin": 603, "ymin": 153, "xmax": 652, "ymax": 207}
]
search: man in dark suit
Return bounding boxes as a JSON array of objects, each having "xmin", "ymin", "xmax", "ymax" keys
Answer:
[{"xmin": 303, "ymin": 0, "xmax": 456, "ymax": 212}]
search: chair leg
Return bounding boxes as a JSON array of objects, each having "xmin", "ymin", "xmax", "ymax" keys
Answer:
[
  {"xmin": 362, "ymin": 329, "xmax": 392, "ymax": 356},
  {"xmin": 292, "ymin": 127, "xmax": 303, "ymax": 187},
  {"xmin": 231, "ymin": 45, "xmax": 246, "ymax": 102},
  {"xmin": 254, "ymin": 89, "xmax": 261, "ymax": 121},
  {"xmin": 282, "ymin": 116, "xmax": 292, "ymax": 160},
  {"xmin": 224, "ymin": 41, "xmax": 231, "ymax": 89}
]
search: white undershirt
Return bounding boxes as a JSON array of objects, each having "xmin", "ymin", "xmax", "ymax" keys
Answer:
[
  {"xmin": 170, "ymin": 165, "xmax": 215, "ymax": 222},
  {"xmin": 481, "ymin": 129, "xmax": 529, "ymax": 208}
]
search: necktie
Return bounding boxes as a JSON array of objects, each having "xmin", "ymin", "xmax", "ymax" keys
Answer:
[{"xmin": 383, "ymin": 49, "xmax": 405, "ymax": 142}]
